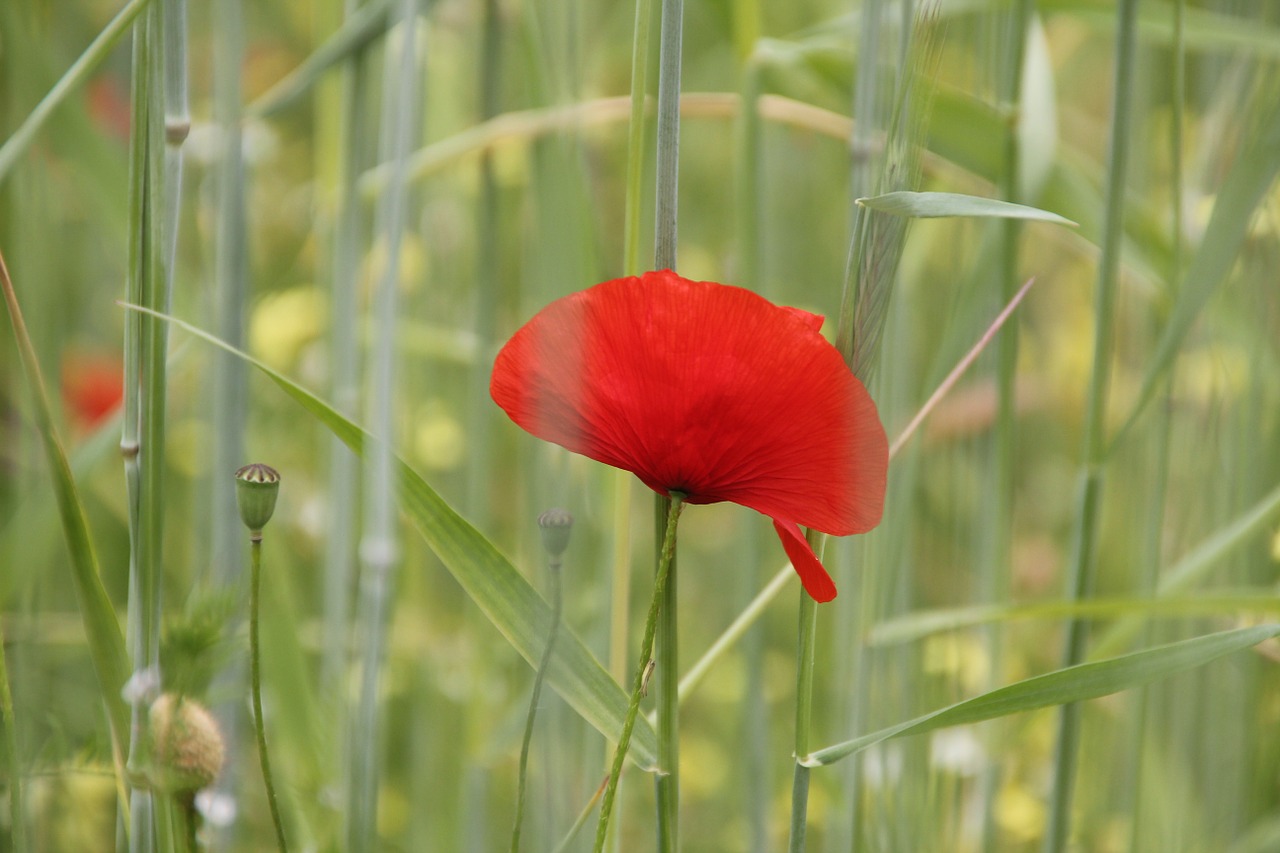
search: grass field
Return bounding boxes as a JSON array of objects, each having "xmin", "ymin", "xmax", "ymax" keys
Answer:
[{"xmin": 2, "ymin": 0, "xmax": 1280, "ymax": 851}]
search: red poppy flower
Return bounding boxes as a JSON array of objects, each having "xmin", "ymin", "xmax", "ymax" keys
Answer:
[
  {"xmin": 62, "ymin": 350, "xmax": 124, "ymax": 432},
  {"xmin": 490, "ymin": 270, "xmax": 888, "ymax": 602}
]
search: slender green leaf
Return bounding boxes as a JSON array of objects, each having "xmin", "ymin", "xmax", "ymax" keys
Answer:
[
  {"xmin": 247, "ymin": 0, "xmax": 392, "ymax": 118},
  {"xmin": 868, "ymin": 592, "xmax": 1280, "ymax": 647},
  {"xmin": 121, "ymin": 304, "xmax": 660, "ymax": 770},
  {"xmin": 1041, "ymin": 0, "xmax": 1280, "ymax": 59},
  {"xmin": 1089, "ymin": 481, "xmax": 1280, "ymax": 659},
  {"xmin": 0, "ymin": 253, "xmax": 131, "ymax": 757},
  {"xmin": 0, "ymin": 0, "xmax": 155, "ymax": 184},
  {"xmin": 804, "ymin": 624, "xmax": 1280, "ymax": 767},
  {"xmin": 1117, "ymin": 100, "xmax": 1280, "ymax": 441},
  {"xmin": 856, "ymin": 190, "xmax": 1077, "ymax": 225}
]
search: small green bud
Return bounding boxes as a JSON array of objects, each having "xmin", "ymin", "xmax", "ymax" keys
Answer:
[
  {"xmin": 235, "ymin": 463, "xmax": 280, "ymax": 535},
  {"xmin": 537, "ymin": 508, "xmax": 574, "ymax": 559},
  {"xmin": 150, "ymin": 693, "xmax": 225, "ymax": 793}
]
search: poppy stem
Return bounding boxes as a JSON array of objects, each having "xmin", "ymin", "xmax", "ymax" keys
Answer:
[
  {"xmin": 654, "ymin": 493, "xmax": 680, "ymax": 851},
  {"xmin": 786, "ymin": 534, "xmax": 823, "ymax": 853},
  {"xmin": 250, "ymin": 537, "xmax": 290, "ymax": 853},
  {"xmin": 593, "ymin": 494, "xmax": 685, "ymax": 853},
  {"xmin": 510, "ymin": 541, "xmax": 565, "ymax": 852}
]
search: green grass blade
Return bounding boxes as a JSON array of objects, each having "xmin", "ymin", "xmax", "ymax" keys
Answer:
[
  {"xmin": 804, "ymin": 624, "xmax": 1280, "ymax": 767},
  {"xmin": 868, "ymin": 593, "xmax": 1280, "ymax": 647},
  {"xmin": 0, "ymin": 252, "xmax": 131, "ymax": 759},
  {"xmin": 856, "ymin": 190, "xmax": 1077, "ymax": 225},
  {"xmin": 0, "ymin": 0, "xmax": 155, "ymax": 185},
  {"xmin": 247, "ymin": 0, "xmax": 392, "ymax": 118},
  {"xmin": 1089, "ymin": 481, "xmax": 1280, "ymax": 658},
  {"xmin": 1041, "ymin": 0, "xmax": 1280, "ymax": 59},
  {"xmin": 121, "ymin": 304, "xmax": 661, "ymax": 770},
  {"xmin": 1115, "ymin": 102, "xmax": 1280, "ymax": 444}
]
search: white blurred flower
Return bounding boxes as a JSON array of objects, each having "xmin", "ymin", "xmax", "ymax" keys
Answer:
[
  {"xmin": 195, "ymin": 790, "xmax": 237, "ymax": 827},
  {"xmin": 121, "ymin": 665, "xmax": 161, "ymax": 705}
]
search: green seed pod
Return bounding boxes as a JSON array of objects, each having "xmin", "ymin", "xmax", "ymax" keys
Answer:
[
  {"xmin": 536, "ymin": 508, "xmax": 574, "ymax": 559},
  {"xmin": 150, "ymin": 693, "xmax": 226, "ymax": 793},
  {"xmin": 235, "ymin": 463, "xmax": 280, "ymax": 534}
]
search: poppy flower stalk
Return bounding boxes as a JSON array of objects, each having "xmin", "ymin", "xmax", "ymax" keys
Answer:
[{"xmin": 594, "ymin": 493, "xmax": 685, "ymax": 851}]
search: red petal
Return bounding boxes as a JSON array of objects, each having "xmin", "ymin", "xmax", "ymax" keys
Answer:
[
  {"xmin": 490, "ymin": 270, "xmax": 888, "ymax": 536},
  {"xmin": 772, "ymin": 518, "xmax": 837, "ymax": 602}
]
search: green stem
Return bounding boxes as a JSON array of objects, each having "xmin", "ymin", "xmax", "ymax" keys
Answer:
[
  {"xmin": 984, "ymin": 2, "xmax": 1032, "ymax": 849},
  {"xmin": 0, "ymin": 617, "xmax": 25, "ymax": 852},
  {"xmin": 594, "ymin": 494, "xmax": 685, "ymax": 853},
  {"xmin": 651, "ymin": 1, "xmax": 683, "ymax": 846},
  {"xmin": 1042, "ymin": 2, "xmax": 1139, "ymax": 850},
  {"xmin": 621, "ymin": 0, "xmax": 654, "ymax": 276},
  {"xmin": 652, "ymin": 0, "xmax": 683, "ymax": 273},
  {"xmin": 654, "ymin": 497, "xmax": 679, "ymax": 853},
  {"xmin": 511, "ymin": 555, "xmax": 564, "ymax": 852},
  {"xmin": 250, "ymin": 537, "xmax": 290, "ymax": 853},
  {"xmin": 786, "ymin": 538, "xmax": 821, "ymax": 853}
]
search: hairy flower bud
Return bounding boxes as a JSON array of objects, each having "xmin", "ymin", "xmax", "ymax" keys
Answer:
[{"xmin": 150, "ymin": 693, "xmax": 225, "ymax": 793}]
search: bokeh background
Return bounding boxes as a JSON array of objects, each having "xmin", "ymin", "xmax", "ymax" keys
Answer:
[{"xmin": 2, "ymin": 0, "xmax": 1280, "ymax": 850}]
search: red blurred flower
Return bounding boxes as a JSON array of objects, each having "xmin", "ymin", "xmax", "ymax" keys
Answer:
[
  {"xmin": 62, "ymin": 350, "xmax": 124, "ymax": 432},
  {"xmin": 490, "ymin": 270, "xmax": 887, "ymax": 602}
]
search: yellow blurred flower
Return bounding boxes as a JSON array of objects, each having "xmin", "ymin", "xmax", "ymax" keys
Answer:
[{"xmin": 249, "ymin": 286, "xmax": 328, "ymax": 371}]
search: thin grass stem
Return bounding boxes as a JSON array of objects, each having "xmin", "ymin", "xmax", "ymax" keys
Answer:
[
  {"xmin": 607, "ymin": 0, "xmax": 654, "ymax": 795},
  {"xmin": 1042, "ymin": 2, "xmax": 1140, "ymax": 850},
  {"xmin": 124, "ymin": 4, "xmax": 172, "ymax": 848},
  {"xmin": 510, "ymin": 547, "xmax": 563, "ymax": 852},
  {"xmin": 594, "ymin": 495, "xmax": 685, "ymax": 853},
  {"xmin": 321, "ymin": 0, "xmax": 371, "ymax": 700},
  {"xmin": 984, "ymin": 2, "xmax": 1032, "ymax": 844},
  {"xmin": 210, "ymin": 0, "xmax": 248, "ymax": 590},
  {"xmin": 651, "ymin": 1, "xmax": 684, "ymax": 846},
  {"xmin": 1128, "ymin": 5, "xmax": 1185, "ymax": 843},
  {"xmin": 347, "ymin": 2, "xmax": 422, "ymax": 846},
  {"xmin": 0, "ymin": 601, "xmax": 25, "ymax": 851}
]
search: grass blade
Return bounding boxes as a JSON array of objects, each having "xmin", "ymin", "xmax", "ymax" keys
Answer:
[
  {"xmin": 120, "ymin": 303, "xmax": 661, "ymax": 769},
  {"xmin": 856, "ymin": 190, "xmax": 1077, "ymax": 225},
  {"xmin": 0, "ymin": 0, "xmax": 155, "ymax": 184},
  {"xmin": 1113, "ymin": 100, "xmax": 1280, "ymax": 445},
  {"xmin": 0, "ymin": 251, "xmax": 131, "ymax": 760},
  {"xmin": 804, "ymin": 623, "xmax": 1280, "ymax": 767}
]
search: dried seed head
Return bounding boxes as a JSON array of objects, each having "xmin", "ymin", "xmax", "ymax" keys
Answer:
[
  {"xmin": 235, "ymin": 463, "xmax": 280, "ymax": 534},
  {"xmin": 536, "ymin": 508, "xmax": 574, "ymax": 559},
  {"xmin": 150, "ymin": 693, "xmax": 225, "ymax": 793}
]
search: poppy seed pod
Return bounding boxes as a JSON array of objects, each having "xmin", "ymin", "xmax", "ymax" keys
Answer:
[
  {"xmin": 235, "ymin": 463, "xmax": 280, "ymax": 534},
  {"xmin": 537, "ymin": 508, "xmax": 574, "ymax": 558},
  {"xmin": 150, "ymin": 693, "xmax": 225, "ymax": 793}
]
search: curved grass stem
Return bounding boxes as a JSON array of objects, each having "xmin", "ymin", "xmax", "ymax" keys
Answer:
[
  {"xmin": 511, "ymin": 553, "xmax": 564, "ymax": 852},
  {"xmin": 594, "ymin": 495, "xmax": 685, "ymax": 853}
]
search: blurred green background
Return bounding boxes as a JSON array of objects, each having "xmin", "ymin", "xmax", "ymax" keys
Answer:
[{"xmin": 2, "ymin": 0, "xmax": 1280, "ymax": 850}]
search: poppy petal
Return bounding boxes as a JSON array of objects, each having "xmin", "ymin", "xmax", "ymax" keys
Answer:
[
  {"xmin": 772, "ymin": 518, "xmax": 837, "ymax": 603},
  {"xmin": 490, "ymin": 269, "xmax": 888, "ymax": 539}
]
